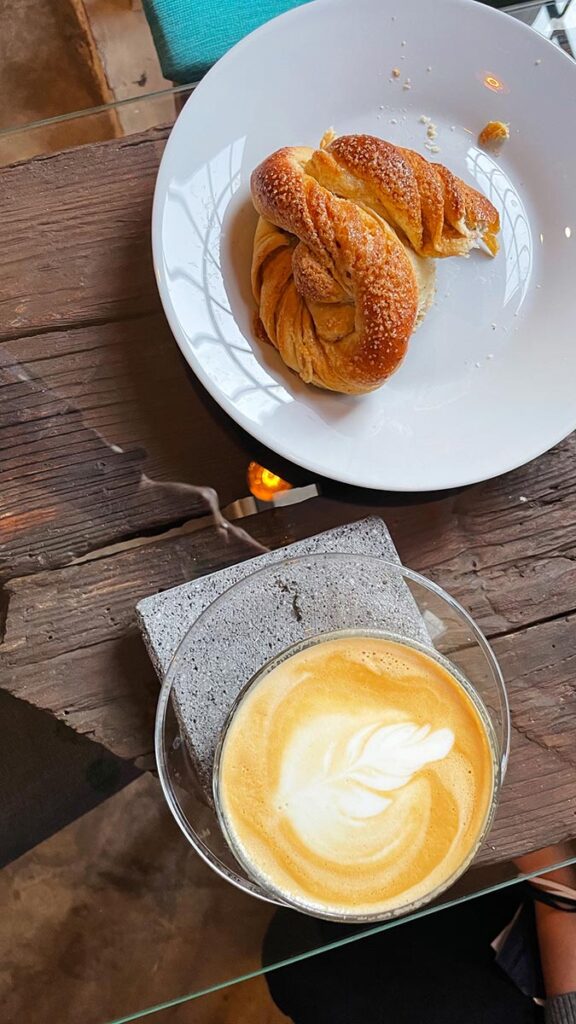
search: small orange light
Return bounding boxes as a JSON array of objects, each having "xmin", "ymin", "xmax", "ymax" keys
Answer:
[
  {"xmin": 482, "ymin": 72, "xmax": 507, "ymax": 93},
  {"xmin": 247, "ymin": 461, "xmax": 293, "ymax": 502}
]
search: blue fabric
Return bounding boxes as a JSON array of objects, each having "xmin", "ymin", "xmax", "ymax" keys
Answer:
[{"xmin": 142, "ymin": 0, "xmax": 311, "ymax": 83}]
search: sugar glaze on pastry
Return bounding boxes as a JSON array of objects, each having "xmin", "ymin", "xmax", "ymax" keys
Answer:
[{"xmin": 251, "ymin": 132, "xmax": 500, "ymax": 395}]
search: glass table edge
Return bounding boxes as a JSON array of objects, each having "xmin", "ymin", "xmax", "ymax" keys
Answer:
[
  {"xmin": 3, "ymin": 0, "xmax": 572, "ymax": 1020},
  {"xmin": 0, "ymin": 84, "xmax": 196, "ymax": 141},
  {"xmin": 1, "ymin": 0, "xmax": 573, "ymax": 143},
  {"xmin": 104, "ymin": 853, "xmax": 576, "ymax": 1024}
]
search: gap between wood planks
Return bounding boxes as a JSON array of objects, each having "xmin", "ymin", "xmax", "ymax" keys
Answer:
[
  {"xmin": 0, "ymin": 494, "xmax": 258, "ymax": 642},
  {"xmin": 3, "ymin": 477, "xmax": 576, "ymax": 644},
  {"xmin": 510, "ymin": 718, "xmax": 576, "ymax": 771},
  {"xmin": 486, "ymin": 609, "xmax": 575, "ymax": 644},
  {"xmin": 0, "ymin": 308, "xmax": 152, "ymax": 346}
]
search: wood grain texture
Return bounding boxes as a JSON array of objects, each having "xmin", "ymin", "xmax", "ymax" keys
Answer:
[
  {"xmin": 0, "ymin": 127, "xmax": 168, "ymax": 338},
  {"xmin": 0, "ymin": 127, "xmax": 575, "ymax": 872},
  {"xmin": 0, "ymin": 318, "xmax": 254, "ymax": 578},
  {"xmin": 384, "ymin": 434, "xmax": 576, "ymax": 636},
  {"xmin": 1, "ymin": 499, "xmax": 575, "ymax": 861},
  {"xmin": 3, "ymin": 302, "xmax": 576, "ymax": 613}
]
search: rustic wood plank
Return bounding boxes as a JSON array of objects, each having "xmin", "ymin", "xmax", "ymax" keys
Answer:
[
  {"xmin": 0, "ymin": 317, "xmax": 255, "ymax": 578},
  {"xmin": 1, "ymin": 121, "xmax": 575, "ymax": 867},
  {"xmin": 497, "ymin": 616, "xmax": 576, "ymax": 766},
  {"xmin": 0, "ymin": 127, "xmax": 169, "ymax": 338},
  {"xmin": 1, "ymin": 500, "xmax": 575, "ymax": 861},
  {"xmin": 1, "ymin": 494, "xmax": 574, "ymax": 732},
  {"xmin": 382, "ymin": 433, "xmax": 576, "ymax": 635},
  {"xmin": 3, "ymin": 313, "xmax": 576, "ymax": 625},
  {"xmin": 0, "ymin": 506, "xmax": 300, "ymax": 763},
  {"xmin": 3, "ymin": 127, "xmax": 576, "ymax": 631}
]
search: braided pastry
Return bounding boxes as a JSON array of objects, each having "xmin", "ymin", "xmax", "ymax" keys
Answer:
[{"xmin": 250, "ymin": 133, "xmax": 500, "ymax": 395}]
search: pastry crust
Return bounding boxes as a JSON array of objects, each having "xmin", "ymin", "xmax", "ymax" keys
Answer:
[
  {"xmin": 250, "ymin": 134, "xmax": 500, "ymax": 394},
  {"xmin": 478, "ymin": 121, "xmax": 510, "ymax": 146}
]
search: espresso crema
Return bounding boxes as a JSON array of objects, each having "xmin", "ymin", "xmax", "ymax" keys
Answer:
[{"xmin": 216, "ymin": 635, "xmax": 495, "ymax": 917}]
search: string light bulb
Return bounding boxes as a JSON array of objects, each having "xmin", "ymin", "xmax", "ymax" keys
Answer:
[{"xmin": 247, "ymin": 462, "xmax": 293, "ymax": 501}]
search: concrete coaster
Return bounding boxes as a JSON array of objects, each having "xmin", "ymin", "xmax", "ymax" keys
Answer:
[{"xmin": 137, "ymin": 516, "xmax": 429, "ymax": 794}]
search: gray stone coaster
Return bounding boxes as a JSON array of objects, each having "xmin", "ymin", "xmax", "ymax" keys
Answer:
[{"xmin": 137, "ymin": 516, "xmax": 429, "ymax": 795}]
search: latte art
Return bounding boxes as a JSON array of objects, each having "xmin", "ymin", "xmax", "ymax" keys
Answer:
[
  {"xmin": 280, "ymin": 721, "xmax": 455, "ymax": 840},
  {"xmin": 217, "ymin": 636, "xmax": 495, "ymax": 917}
]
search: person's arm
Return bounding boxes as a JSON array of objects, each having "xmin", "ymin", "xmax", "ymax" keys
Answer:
[{"xmin": 515, "ymin": 847, "xmax": 576, "ymax": 1023}]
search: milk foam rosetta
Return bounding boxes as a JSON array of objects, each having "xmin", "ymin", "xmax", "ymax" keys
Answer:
[{"xmin": 217, "ymin": 636, "xmax": 495, "ymax": 917}]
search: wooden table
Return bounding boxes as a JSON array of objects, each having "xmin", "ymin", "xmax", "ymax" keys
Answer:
[{"xmin": 1, "ymin": 125, "xmax": 575, "ymax": 899}]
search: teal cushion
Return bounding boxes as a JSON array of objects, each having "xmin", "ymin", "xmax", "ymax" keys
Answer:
[{"xmin": 143, "ymin": 0, "xmax": 311, "ymax": 83}]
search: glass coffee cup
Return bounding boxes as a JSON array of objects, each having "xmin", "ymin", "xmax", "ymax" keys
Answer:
[{"xmin": 156, "ymin": 553, "xmax": 510, "ymax": 923}]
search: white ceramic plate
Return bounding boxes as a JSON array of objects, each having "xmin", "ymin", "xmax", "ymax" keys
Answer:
[{"xmin": 153, "ymin": 0, "xmax": 576, "ymax": 491}]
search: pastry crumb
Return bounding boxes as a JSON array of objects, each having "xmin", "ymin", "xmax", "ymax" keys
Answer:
[
  {"xmin": 320, "ymin": 128, "xmax": 337, "ymax": 149},
  {"xmin": 426, "ymin": 123, "xmax": 437, "ymax": 140},
  {"xmin": 401, "ymin": 39, "xmax": 406, "ymax": 46},
  {"xmin": 391, "ymin": 67, "xmax": 401, "ymax": 78},
  {"xmin": 534, "ymin": 58, "xmax": 542, "ymax": 65},
  {"xmin": 491, "ymin": 323, "xmax": 497, "ymax": 330},
  {"xmin": 425, "ymin": 143, "xmax": 440, "ymax": 153},
  {"xmin": 390, "ymin": 117, "xmax": 398, "ymax": 124},
  {"xmin": 426, "ymin": 65, "xmax": 432, "ymax": 72},
  {"xmin": 478, "ymin": 120, "xmax": 510, "ymax": 146},
  {"xmin": 403, "ymin": 78, "xmax": 412, "ymax": 90},
  {"xmin": 419, "ymin": 114, "xmax": 431, "ymax": 124},
  {"xmin": 519, "ymin": 496, "xmax": 528, "ymax": 503}
]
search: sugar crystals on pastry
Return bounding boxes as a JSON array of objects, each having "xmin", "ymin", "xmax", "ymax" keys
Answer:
[{"xmin": 250, "ymin": 133, "xmax": 500, "ymax": 395}]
